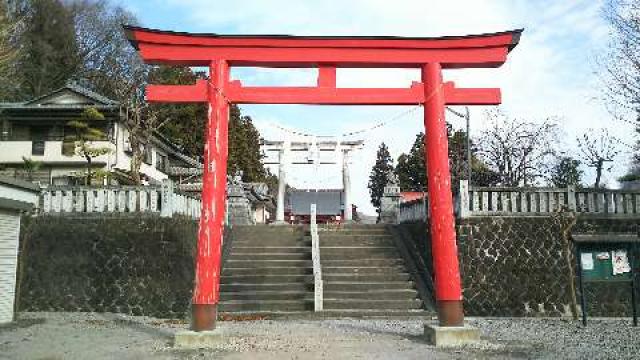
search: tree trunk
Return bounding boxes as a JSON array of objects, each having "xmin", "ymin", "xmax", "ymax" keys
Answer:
[
  {"xmin": 85, "ymin": 155, "xmax": 92, "ymax": 185},
  {"xmin": 129, "ymin": 135, "xmax": 143, "ymax": 185},
  {"xmin": 594, "ymin": 158, "xmax": 604, "ymax": 188}
]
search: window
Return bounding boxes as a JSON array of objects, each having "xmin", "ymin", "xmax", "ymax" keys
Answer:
[
  {"xmin": 32, "ymin": 140, "xmax": 45, "ymax": 155},
  {"xmin": 155, "ymin": 153, "xmax": 168, "ymax": 171},
  {"xmin": 0, "ymin": 120, "xmax": 10, "ymax": 140},
  {"xmin": 143, "ymin": 145, "xmax": 152, "ymax": 165}
]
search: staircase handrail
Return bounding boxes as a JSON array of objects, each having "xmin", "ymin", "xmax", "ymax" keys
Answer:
[{"xmin": 310, "ymin": 203, "xmax": 323, "ymax": 311}]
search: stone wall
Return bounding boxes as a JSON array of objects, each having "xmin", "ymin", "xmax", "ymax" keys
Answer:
[
  {"xmin": 17, "ymin": 215, "xmax": 204, "ymax": 318},
  {"xmin": 394, "ymin": 216, "xmax": 638, "ymax": 317}
]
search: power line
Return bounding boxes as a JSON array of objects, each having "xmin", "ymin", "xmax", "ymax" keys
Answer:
[{"xmin": 267, "ymin": 105, "xmax": 422, "ymax": 138}]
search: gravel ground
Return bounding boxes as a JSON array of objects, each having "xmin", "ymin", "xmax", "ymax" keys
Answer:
[{"xmin": 0, "ymin": 312, "xmax": 639, "ymax": 359}]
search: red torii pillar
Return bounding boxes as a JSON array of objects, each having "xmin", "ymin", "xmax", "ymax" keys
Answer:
[{"xmin": 124, "ymin": 26, "xmax": 521, "ymax": 331}]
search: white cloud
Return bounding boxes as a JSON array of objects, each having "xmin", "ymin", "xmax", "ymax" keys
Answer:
[{"xmin": 132, "ymin": 0, "xmax": 636, "ymax": 214}]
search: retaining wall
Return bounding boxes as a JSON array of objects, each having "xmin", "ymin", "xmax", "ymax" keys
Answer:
[{"xmin": 393, "ymin": 216, "xmax": 638, "ymax": 317}]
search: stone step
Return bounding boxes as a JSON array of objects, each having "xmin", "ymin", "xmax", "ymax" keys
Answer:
[
  {"xmin": 216, "ymin": 309, "xmax": 434, "ymax": 320},
  {"xmin": 317, "ymin": 309, "xmax": 433, "ymax": 319},
  {"xmin": 219, "ymin": 300, "xmax": 313, "ymax": 312},
  {"xmin": 323, "ymin": 290, "xmax": 418, "ymax": 300},
  {"xmin": 323, "ymin": 299, "xmax": 423, "ymax": 310},
  {"xmin": 319, "ymin": 239, "xmax": 395, "ymax": 246},
  {"xmin": 232, "ymin": 246, "xmax": 310, "ymax": 254},
  {"xmin": 222, "ymin": 267, "xmax": 313, "ymax": 276},
  {"xmin": 221, "ymin": 274, "xmax": 312, "ymax": 284},
  {"xmin": 322, "ymin": 266, "xmax": 406, "ymax": 275},
  {"xmin": 321, "ymin": 259, "xmax": 404, "ymax": 267},
  {"xmin": 323, "ymin": 281, "xmax": 415, "ymax": 291},
  {"xmin": 323, "ymin": 273, "xmax": 410, "ymax": 282},
  {"xmin": 321, "ymin": 253, "xmax": 402, "ymax": 261},
  {"xmin": 231, "ymin": 226, "xmax": 303, "ymax": 233},
  {"xmin": 228, "ymin": 253, "xmax": 310, "ymax": 261},
  {"xmin": 220, "ymin": 291, "xmax": 311, "ymax": 301},
  {"xmin": 220, "ymin": 283, "xmax": 311, "ymax": 293},
  {"xmin": 320, "ymin": 246, "xmax": 399, "ymax": 256},
  {"xmin": 225, "ymin": 259, "xmax": 312, "ymax": 268},
  {"xmin": 233, "ymin": 239, "xmax": 309, "ymax": 246},
  {"xmin": 320, "ymin": 234, "xmax": 392, "ymax": 240}
]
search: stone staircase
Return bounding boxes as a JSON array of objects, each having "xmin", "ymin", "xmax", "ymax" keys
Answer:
[
  {"xmin": 219, "ymin": 224, "xmax": 431, "ymax": 318},
  {"xmin": 319, "ymin": 224, "xmax": 430, "ymax": 317},
  {"xmin": 219, "ymin": 225, "xmax": 313, "ymax": 315}
]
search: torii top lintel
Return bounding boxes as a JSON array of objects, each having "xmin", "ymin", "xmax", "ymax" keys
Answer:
[
  {"xmin": 124, "ymin": 26, "xmax": 522, "ymax": 106},
  {"xmin": 125, "ymin": 26, "xmax": 521, "ymax": 68}
]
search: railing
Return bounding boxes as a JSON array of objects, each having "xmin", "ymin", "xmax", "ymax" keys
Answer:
[
  {"xmin": 462, "ymin": 181, "xmax": 640, "ymax": 218},
  {"xmin": 310, "ymin": 203, "xmax": 323, "ymax": 312},
  {"xmin": 398, "ymin": 197, "xmax": 428, "ymax": 223},
  {"xmin": 40, "ymin": 180, "xmax": 201, "ymax": 219},
  {"xmin": 397, "ymin": 180, "xmax": 640, "ymax": 223}
]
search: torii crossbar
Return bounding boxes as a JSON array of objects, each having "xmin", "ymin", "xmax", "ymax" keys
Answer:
[{"xmin": 125, "ymin": 26, "xmax": 521, "ymax": 331}]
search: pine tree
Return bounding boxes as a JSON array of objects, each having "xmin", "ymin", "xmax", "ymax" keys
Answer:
[
  {"xmin": 151, "ymin": 66, "xmax": 207, "ymax": 158},
  {"xmin": 549, "ymin": 156, "xmax": 583, "ymax": 188},
  {"xmin": 395, "ymin": 133, "xmax": 426, "ymax": 191},
  {"xmin": 368, "ymin": 142, "xmax": 394, "ymax": 214},
  {"xmin": 227, "ymin": 105, "xmax": 267, "ymax": 182},
  {"xmin": 63, "ymin": 107, "xmax": 111, "ymax": 185},
  {"xmin": 16, "ymin": 0, "xmax": 80, "ymax": 98}
]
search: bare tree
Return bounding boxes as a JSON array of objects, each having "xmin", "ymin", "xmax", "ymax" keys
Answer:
[
  {"xmin": 577, "ymin": 129, "xmax": 621, "ymax": 188},
  {"xmin": 68, "ymin": 0, "xmax": 145, "ymax": 102},
  {"xmin": 0, "ymin": 2, "xmax": 22, "ymax": 100},
  {"xmin": 477, "ymin": 109, "xmax": 560, "ymax": 186},
  {"xmin": 601, "ymin": 0, "xmax": 640, "ymax": 121}
]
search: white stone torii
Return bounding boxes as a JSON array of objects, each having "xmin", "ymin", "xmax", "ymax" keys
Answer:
[{"xmin": 261, "ymin": 139, "xmax": 364, "ymax": 223}]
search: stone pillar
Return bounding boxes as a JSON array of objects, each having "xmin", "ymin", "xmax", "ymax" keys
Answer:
[
  {"xmin": 342, "ymin": 150, "xmax": 352, "ymax": 222},
  {"xmin": 380, "ymin": 182, "xmax": 401, "ymax": 224},
  {"xmin": 227, "ymin": 181, "xmax": 253, "ymax": 225},
  {"xmin": 274, "ymin": 148, "xmax": 287, "ymax": 224}
]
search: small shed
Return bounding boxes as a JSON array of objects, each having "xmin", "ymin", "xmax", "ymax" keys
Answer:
[{"xmin": 0, "ymin": 177, "xmax": 39, "ymax": 325}]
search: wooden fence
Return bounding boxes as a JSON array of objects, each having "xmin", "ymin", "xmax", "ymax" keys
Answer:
[
  {"xmin": 398, "ymin": 181, "xmax": 640, "ymax": 223},
  {"xmin": 40, "ymin": 180, "xmax": 201, "ymax": 219}
]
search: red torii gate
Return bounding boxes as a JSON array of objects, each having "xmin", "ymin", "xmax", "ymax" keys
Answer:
[{"xmin": 125, "ymin": 26, "xmax": 521, "ymax": 331}]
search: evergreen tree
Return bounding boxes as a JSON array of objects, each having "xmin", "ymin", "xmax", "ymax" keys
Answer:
[
  {"xmin": 549, "ymin": 156, "xmax": 583, "ymax": 188},
  {"xmin": 227, "ymin": 104, "xmax": 267, "ymax": 182},
  {"xmin": 150, "ymin": 66, "xmax": 207, "ymax": 158},
  {"xmin": 368, "ymin": 142, "xmax": 394, "ymax": 214},
  {"xmin": 395, "ymin": 129, "xmax": 500, "ymax": 192},
  {"xmin": 16, "ymin": 0, "xmax": 80, "ymax": 98},
  {"xmin": 395, "ymin": 133, "xmax": 426, "ymax": 191},
  {"xmin": 63, "ymin": 107, "xmax": 111, "ymax": 185}
]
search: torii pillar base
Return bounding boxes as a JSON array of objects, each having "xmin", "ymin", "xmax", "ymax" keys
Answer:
[
  {"xmin": 423, "ymin": 323, "xmax": 480, "ymax": 348},
  {"xmin": 174, "ymin": 328, "xmax": 224, "ymax": 349}
]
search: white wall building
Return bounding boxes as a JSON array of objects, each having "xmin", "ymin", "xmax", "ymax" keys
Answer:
[{"xmin": 0, "ymin": 84, "xmax": 198, "ymax": 185}]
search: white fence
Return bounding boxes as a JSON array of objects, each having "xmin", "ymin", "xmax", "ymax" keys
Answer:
[
  {"xmin": 40, "ymin": 180, "xmax": 201, "ymax": 219},
  {"xmin": 398, "ymin": 180, "xmax": 640, "ymax": 223}
]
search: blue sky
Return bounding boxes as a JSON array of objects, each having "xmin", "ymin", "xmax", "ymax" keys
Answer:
[{"xmin": 119, "ymin": 0, "xmax": 636, "ymax": 214}]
